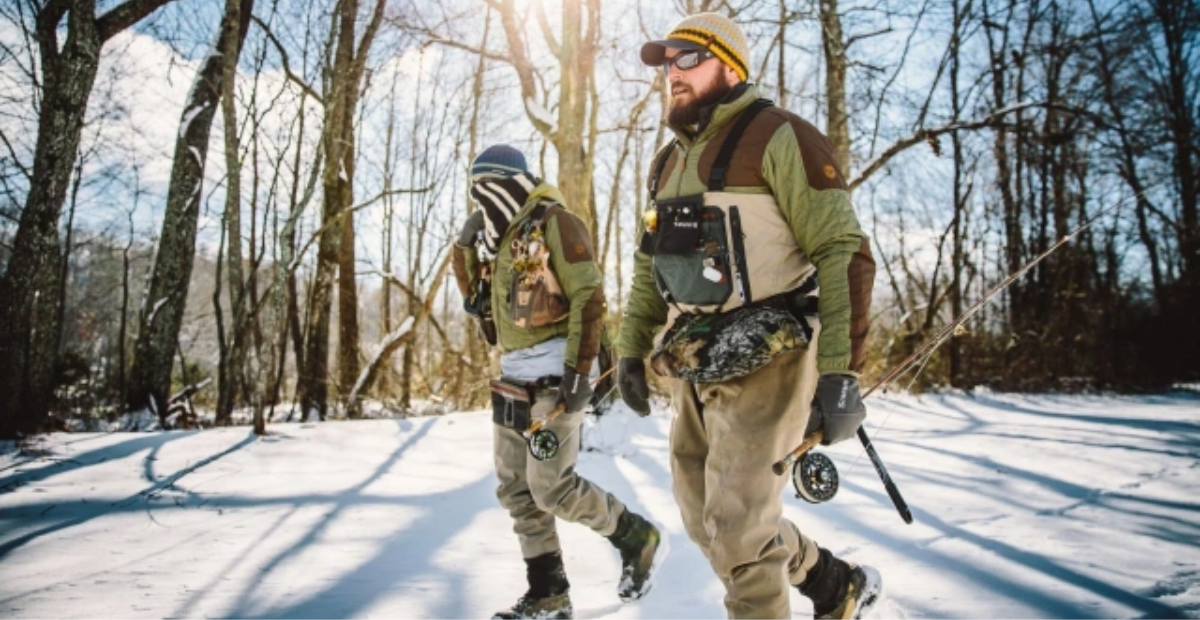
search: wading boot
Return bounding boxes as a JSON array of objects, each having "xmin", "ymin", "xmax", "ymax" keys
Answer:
[
  {"xmin": 493, "ymin": 551, "xmax": 573, "ymax": 619},
  {"xmin": 798, "ymin": 547, "xmax": 882, "ymax": 620},
  {"xmin": 606, "ymin": 509, "xmax": 666, "ymax": 602}
]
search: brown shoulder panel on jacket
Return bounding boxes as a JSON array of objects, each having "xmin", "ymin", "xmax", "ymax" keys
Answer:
[
  {"xmin": 779, "ymin": 111, "xmax": 848, "ymax": 191},
  {"xmin": 848, "ymin": 238, "xmax": 876, "ymax": 373},
  {"xmin": 548, "ymin": 206, "xmax": 595, "ymax": 263},
  {"xmin": 697, "ymin": 109, "xmax": 787, "ymax": 188}
]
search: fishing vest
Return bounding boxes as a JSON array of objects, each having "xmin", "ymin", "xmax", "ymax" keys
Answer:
[
  {"xmin": 640, "ymin": 99, "xmax": 817, "ymax": 315},
  {"xmin": 507, "ymin": 201, "xmax": 570, "ymax": 329}
]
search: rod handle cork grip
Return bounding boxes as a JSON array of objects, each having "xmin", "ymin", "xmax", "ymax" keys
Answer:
[
  {"xmin": 523, "ymin": 366, "xmax": 615, "ymax": 438},
  {"xmin": 772, "ymin": 430, "xmax": 824, "ymax": 475},
  {"xmin": 524, "ymin": 403, "xmax": 567, "ymax": 437}
]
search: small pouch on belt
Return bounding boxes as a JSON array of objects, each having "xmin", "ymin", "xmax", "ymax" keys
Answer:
[{"xmin": 489, "ymin": 377, "xmax": 535, "ymax": 430}]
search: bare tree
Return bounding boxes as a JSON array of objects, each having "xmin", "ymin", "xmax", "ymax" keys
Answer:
[
  {"xmin": 213, "ymin": 0, "xmax": 251, "ymax": 427},
  {"xmin": 295, "ymin": 0, "xmax": 385, "ymax": 421},
  {"xmin": 126, "ymin": 0, "xmax": 254, "ymax": 427},
  {"xmin": 0, "ymin": 0, "xmax": 181, "ymax": 438},
  {"xmin": 419, "ymin": 0, "xmax": 604, "ymax": 240}
]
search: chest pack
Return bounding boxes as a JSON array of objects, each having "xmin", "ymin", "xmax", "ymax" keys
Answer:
[
  {"xmin": 508, "ymin": 202, "xmax": 570, "ymax": 329},
  {"xmin": 641, "ymin": 99, "xmax": 816, "ymax": 315}
]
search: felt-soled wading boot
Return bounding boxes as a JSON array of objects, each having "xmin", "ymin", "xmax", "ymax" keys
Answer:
[
  {"xmin": 798, "ymin": 547, "xmax": 882, "ymax": 619},
  {"xmin": 606, "ymin": 509, "xmax": 665, "ymax": 602},
  {"xmin": 492, "ymin": 551, "xmax": 573, "ymax": 619}
]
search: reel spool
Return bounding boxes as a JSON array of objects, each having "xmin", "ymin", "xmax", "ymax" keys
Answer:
[
  {"xmin": 528, "ymin": 429, "xmax": 561, "ymax": 461},
  {"xmin": 791, "ymin": 451, "xmax": 839, "ymax": 503}
]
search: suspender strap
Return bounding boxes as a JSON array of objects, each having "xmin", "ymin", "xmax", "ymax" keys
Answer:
[
  {"xmin": 521, "ymin": 201, "xmax": 553, "ymax": 234},
  {"xmin": 648, "ymin": 98, "xmax": 773, "ymax": 198},
  {"xmin": 648, "ymin": 140, "xmax": 677, "ymax": 202},
  {"xmin": 708, "ymin": 98, "xmax": 773, "ymax": 192}
]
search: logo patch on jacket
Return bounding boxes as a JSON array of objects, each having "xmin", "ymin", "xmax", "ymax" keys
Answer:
[{"xmin": 552, "ymin": 211, "xmax": 595, "ymax": 263}]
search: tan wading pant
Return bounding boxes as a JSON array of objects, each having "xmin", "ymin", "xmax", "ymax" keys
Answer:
[
  {"xmin": 493, "ymin": 391, "xmax": 626, "ymax": 558},
  {"xmin": 669, "ymin": 325, "xmax": 824, "ymax": 619}
]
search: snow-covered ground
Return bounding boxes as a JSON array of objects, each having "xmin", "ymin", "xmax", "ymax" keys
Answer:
[{"xmin": 1, "ymin": 390, "xmax": 1198, "ymax": 619}]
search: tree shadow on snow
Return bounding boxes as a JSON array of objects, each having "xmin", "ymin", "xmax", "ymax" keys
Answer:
[
  {"xmin": 0, "ymin": 432, "xmax": 193, "ymax": 493},
  {"xmin": 0, "ymin": 432, "xmax": 256, "ymax": 561},
  {"xmin": 837, "ymin": 475, "xmax": 1189, "ymax": 619}
]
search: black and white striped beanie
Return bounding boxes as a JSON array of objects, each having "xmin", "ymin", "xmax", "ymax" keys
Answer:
[{"xmin": 470, "ymin": 145, "xmax": 538, "ymax": 254}]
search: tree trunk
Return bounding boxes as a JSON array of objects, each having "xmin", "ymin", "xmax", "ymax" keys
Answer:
[
  {"xmin": 378, "ymin": 95, "xmax": 396, "ymax": 399},
  {"xmin": 948, "ymin": 0, "xmax": 967, "ymax": 387},
  {"xmin": 492, "ymin": 0, "xmax": 600, "ymax": 238},
  {"xmin": 296, "ymin": 0, "xmax": 384, "ymax": 420},
  {"xmin": 1151, "ymin": 0, "xmax": 1199, "ymax": 288},
  {"xmin": 0, "ymin": 0, "xmax": 177, "ymax": 438},
  {"xmin": 983, "ymin": 0, "xmax": 1027, "ymax": 326},
  {"xmin": 216, "ymin": 0, "xmax": 250, "ymax": 427},
  {"xmin": 126, "ymin": 0, "xmax": 253, "ymax": 424},
  {"xmin": 820, "ymin": 0, "xmax": 851, "ymax": 175}
]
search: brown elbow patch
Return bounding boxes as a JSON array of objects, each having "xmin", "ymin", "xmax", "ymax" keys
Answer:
[
  {"xmin": 848, "ymin": 238, "xmax": 876, "ymax": 373},
  {"xmin": 574, "ymin": 288, "xmax": 607, "ymax": 375},
  {"xmin": 549, "ymin": 208, "xmax": 595, "ymax": 263}
]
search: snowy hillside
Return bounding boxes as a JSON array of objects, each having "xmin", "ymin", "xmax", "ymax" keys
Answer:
[{"xmin": 1, "ymin": 391, "xmax": 1198, "ymax": 619}]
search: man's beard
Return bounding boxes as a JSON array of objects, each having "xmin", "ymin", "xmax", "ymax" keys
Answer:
[{"xmin": 668, "ymin": 72, "xmax": 733, "ymax": 126}]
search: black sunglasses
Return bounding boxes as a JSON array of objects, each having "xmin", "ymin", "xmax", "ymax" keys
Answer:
[{"xmin": 661, "ymin": 49, "xmax": 716, "ymax": 73}]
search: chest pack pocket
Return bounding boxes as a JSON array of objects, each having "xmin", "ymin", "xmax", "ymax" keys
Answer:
[{"xmin": 642, "ymin": 195, "xmax": 733, "ymax": 307}]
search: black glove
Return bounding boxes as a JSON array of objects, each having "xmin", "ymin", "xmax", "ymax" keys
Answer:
[
  {"xmin": 617, "ymin": 357, "xmax": 651, "ymax": 417},
  {"xmin": 809, "ymin": 373, "xmax": 866, "ymax": 445},
  {"xmin": 556, "ymin": 366, "xmax": 592, "ymax": 414}
]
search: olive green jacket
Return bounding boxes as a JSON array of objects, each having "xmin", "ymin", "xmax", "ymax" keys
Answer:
[
  {"xmin": 617, "ymin": 85, "xmax": 872, "ymax": 375},
  {"xmin": 456, "ymin": 182, "xmax": 606, "ymax": 374}
]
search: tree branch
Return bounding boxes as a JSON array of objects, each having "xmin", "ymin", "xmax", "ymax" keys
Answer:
[
  {"xmin": 353, "ymin": 0, "xmax": 388, "ymax": 78},
  {"xmin": 0, "ymin": 130, "xmax": 30, "ymax": 180},
  {"xmin": 493, "ymin": 0, "xmax": 553, "ymax": 138},
  {"xmin": 34, "ymin": 0, "xmax": 71, "ymax": 65},
  {"xmin": 289, "ymin": 182, "xmax": 435, "ymax": 272},
  {"xmin": 351, "ymin": 182, "xmax": 436, "ymax": 211},
  {"xmin": 535, "ymin": 0, "xmax": 560, "ymax": 59},
  {"xmin": 850, "ymin": 101, "xmax": 1075, "ymax": 191},
  {"xmin": 252, "ymin": 14, "xmax": 324, "ymax": 104},
  {"xmin": 347, "ymin": 247, "xmax": 454, "ymax": 404},
  {"xmin": 96, "ymin": 0, "xmax": 178, "ymax": 42},
  {"xmin": 422, "ymin": 33, "xmax": 514, "ymax": 66},
  {"xmin": 846, "ymin": 26, "xmax": 893, "ymax": 49}
]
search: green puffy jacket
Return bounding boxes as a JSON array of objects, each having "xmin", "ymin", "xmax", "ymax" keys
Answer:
[{"xmin": 617, "ymin": 85, "xmax": 874, "ymax": 375}]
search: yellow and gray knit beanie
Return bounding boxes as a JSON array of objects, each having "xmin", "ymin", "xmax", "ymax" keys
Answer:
[{"xmin": 640, "ymin": 12, "xmax": 751, "ymax": 82}]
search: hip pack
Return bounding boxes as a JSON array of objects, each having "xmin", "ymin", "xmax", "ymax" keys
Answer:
[
  {"xmin": 650, "ymin": 279, "xmax": 817, "ymax": 384},
  {"xmin": 489, "ymin": 376, "xmax": 560, "ymax": 429}
]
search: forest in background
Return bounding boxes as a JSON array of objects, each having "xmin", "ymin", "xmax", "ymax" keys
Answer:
[{"xmin": 0, "ymin": 0, "xmax": 1197, "ymax": 438}]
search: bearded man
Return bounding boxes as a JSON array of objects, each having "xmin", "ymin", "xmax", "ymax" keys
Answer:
[{"xmin": 615, "ymin": 12, "xmax": 883, "ymax": 620}]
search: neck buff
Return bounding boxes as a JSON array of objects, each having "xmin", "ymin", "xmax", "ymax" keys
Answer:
[{"xmin": 470, "ymin": 172, "xmax": 538, "ymax": 254}]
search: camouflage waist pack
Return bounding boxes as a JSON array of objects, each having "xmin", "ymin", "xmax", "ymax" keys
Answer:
[{"xmin": 650, "ymin": 305, "xmax": 812, "ymax": 384}]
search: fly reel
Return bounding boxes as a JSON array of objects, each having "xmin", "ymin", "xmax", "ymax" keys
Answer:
[
  {"xmin": 528, "ymin": 428, "xmax": 561, "ymax": 461},
  {"xmin": 791, "ymin": 451, "xmax": 839, "ymax": 503}
]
